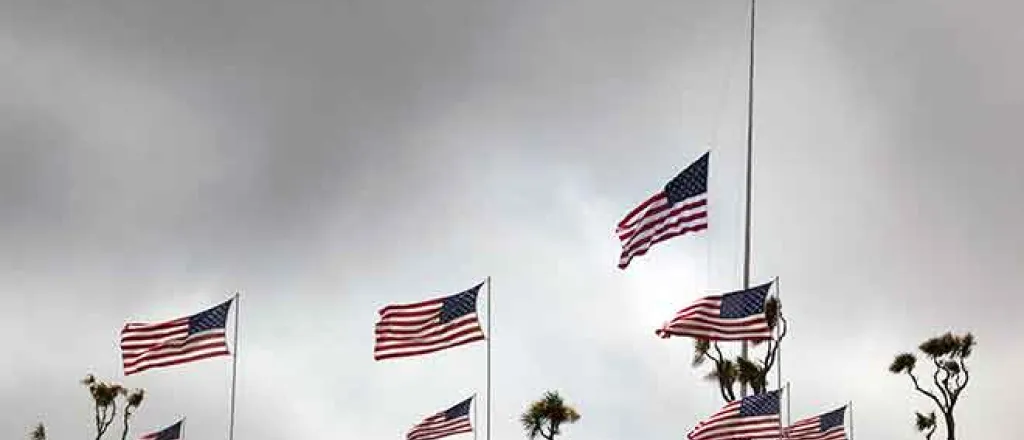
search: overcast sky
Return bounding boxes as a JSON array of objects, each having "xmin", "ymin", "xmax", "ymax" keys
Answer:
[{"xmin": 1, "ymin": 0, "xmax": 1021, "ymax": 439}]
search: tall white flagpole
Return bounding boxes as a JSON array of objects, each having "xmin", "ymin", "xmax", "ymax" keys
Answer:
[
  {"xmin": 739, "ymin": 0, "xmax": 759, "ymax": 398},
  {"xmin": 486, "ymin": 277, "xmax": 492, "ymax": 440},
  {"xmin": 848, "ymin": 401, "xmax": 854, "ymax": 440},
  {"xmin": 228, "ymin": 292, "xmax": 240, "ymax": 440}
]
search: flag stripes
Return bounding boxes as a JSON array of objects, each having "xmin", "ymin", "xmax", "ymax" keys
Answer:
[
  {"xmin": 617, "ymin": 152, "xmax": 709, "ymax": 269},
  {"xmin": 408, "ymin": 397, "xmax": 474, "ymax": 440},
  {"xmin": 656, "ymin": 281, "xmax": 774, "ymax": 341},
  {"xmin": 120, "ymin": 299, "xmax": 233, "ymax": 375},
  {"xmin": 688, "ymin": 391, "xmax": 781, "ymax": 440},
  {"xmin": 374, "ymin": 283, "xmax": 486, "ymax": 361}
]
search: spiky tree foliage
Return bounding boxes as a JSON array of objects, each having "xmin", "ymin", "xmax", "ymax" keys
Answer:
[
  {"xmin": 81, "ymin": 374, "xmax": 145, "ymax": 440},
  {"xmin": 30, "ymin": 423, "xmax": 46, "ymax": 440},
  {"xmin": 889, "ymin": 332, "xmax": 974, "ymax": 440},
  {"xmin": 915, "ymin": 411, "xmax": 937, "ymax": 440},
  {"xmin": 691, "ymin": 297, "xmax": 787, "ymax": 402},
  {"xmin": 520, "ymin": 391, "xmax": 580, "ymax": 440}
]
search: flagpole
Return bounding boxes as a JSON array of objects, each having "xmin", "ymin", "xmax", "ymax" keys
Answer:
[
  {"xmin": 785, "ymin": 382, "xmax": 791, "ymax": 427},
  {"xmin": 848, "ymin": 401, "xmax": 854, "ymax": 440},
  {"xmin": 228, "ymin": 292, "xmax": 240, "ymax": 440},
  {"xmin": 485, "ymin": 277, "xmax": 492, "ymax": 440},
  {"xmin": 782, "ymin": 383, "xmax": 790, "ymax": 439},
  {"xmin": 739, "ymin": 0, "xmax": 758, "ymax": 398},
  {"xmin": 775, "ymin": 278, "xmax": 781, "ymax": 391}
]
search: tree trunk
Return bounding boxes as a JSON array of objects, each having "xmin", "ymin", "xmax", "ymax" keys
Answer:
[
  {"xmin": 120, "ymin": 408, "xmax": 132, "ymax": 440},
  {"xmin": 943, "ymin": 412, "xmax": 955, "ymax": 440}
]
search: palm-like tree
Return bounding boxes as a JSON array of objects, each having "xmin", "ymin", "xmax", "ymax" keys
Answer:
[
  {"xmin": 692, "ymin": 297, "xmax": 787, "ymax": 402},
  {"xmin": 915, "ymin": 411, "xmax": 937, "ymax": 440},
  {"xmin": 520, "ymin": 391, "xmax": 580, "ymax": 440},
  {"xmin": 30, "ymin": 423, "xmax": 45, "ymax": 440},
  {"xmin": 81, "ymin": 374, "xmax": 145, "ymax": 440},
  {"xmin": 889, "ymin": 332, "xmax": 974, "ymax": 440}
]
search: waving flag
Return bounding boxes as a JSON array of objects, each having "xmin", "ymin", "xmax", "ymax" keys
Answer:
[
  {"xmin": 785, "ymin": 406, "xmax": 847, "ymax": 440},
  {"xmin": 408, "ymin": 396, "xmax": 474, "ymax": 440},
  {"xmin": 688, "ymin": 391, "xmax": 781, "ymax": 440},
  {"xmin": 139, "ymin": 420, "xmax": 183, "ymax": 440},
  {"xmin": 617, "ymin": 152, "xmax": 708, "ymax": 269},
  {"xmin": 121, "ymin": 299, "xmax": 233, "ymax": 375},
  {"xmin": 656, "ymin": 281, "xmax": 774, "ymax": 341},
  {"xmin": 374, "ymin": 283, "xmax": 486, "ymax": 361}
]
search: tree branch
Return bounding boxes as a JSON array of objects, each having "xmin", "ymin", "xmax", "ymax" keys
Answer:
[
  {"xmin": 706, "ymin": 344, "xmax": 723, "ymax": 364},
  {"xmin": 101, "ymin": 403, "xmax": 118, "ymax": 440},
  {"xmin": 951, "ymin": 358, "xmax": 969, "ymax": 406},
  {"xmin": 906, "ymin": 370, "xmax": 947, "ymax": 413},
  {"xmin": 94, "ymin": 404, "xmax": 103, "ymax": 439},
  {"xmin": 120, "ymin": 405, "xmax": 134, "ymax": 440},
  {"xmin": 931, "ymin": 358, "xmax": 951, "ymax": 408}
]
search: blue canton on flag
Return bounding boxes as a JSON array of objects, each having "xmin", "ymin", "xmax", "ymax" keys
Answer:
[
  {"xmin": 188, "ymin": 300, "xmax": 232, "ymax": 335},
  {"xmin": 439, "ymin": 288, "xmax": 479, "ymax": 324},
  {"xmin": 720, "ymin": 282, "xmax": 772, "ymax": 319}
]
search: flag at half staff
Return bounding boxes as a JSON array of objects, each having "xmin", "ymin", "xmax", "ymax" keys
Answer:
[
  {"xmin": 656, "ymin": 280, "xmax": 774, "ymax": 341},
  {"xmin": 616, "ymin": 151, "xmax": 708, "ymax": 269},
  {"xmin": 374, "ymin": 282, "xmax": 486, "ymax": 361},
  {"xmin": 407, "ymin": 396, "xmax": 475, "ymax": 440},
  {"xmin": 121, "ymin": 299, "xmax": 233, "ymax": 376},
  {"xmin": 785, "ymin": 406, "xmax": 847, "ymax": 440},
  {"xmin": 687, "ymin": 390, "xmax": 781, "ymax": 440},
  {"xmin": 138, "ymin": 420, "xmax": 183, "ymax": 440}
]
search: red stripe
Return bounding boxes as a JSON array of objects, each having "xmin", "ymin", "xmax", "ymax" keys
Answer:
[
  {"xmin": 124, "ymin": 349, "xmax": 231, "ymax": 376},
  {"xmin": 374, "ymin": 323, "xmax": 484, "ymax": 350},
  {"xmin": 121, "ymin": 318, "xmax": 189, "ymax": 333},
  {"xmin": 617, "ymin": 192, "xmax": 666, "ymax": 229},
  {"xmin": 618, "ymin": 223, "xmax": 708, "ymax": 268},
  {"xmin": 378, "ymin": 298, "xmax": 445, "ymax": 316},
  {"xmin": 121, "ymin": 325, "xmax": 189, "ymax": 343},
  {"xmin": 620, "ymin": 210, "xmax": 708, "ymax": 254},
  {"xmin": 374, "ymin": 334, "xmax": 486, "ymax": 360},
  {"xmin": 123, "ymin": 339, "xmax": 229, "ymax": 369},
  {"xmin": 378, "ymin": 306, "xmax": 444, "ymax": 321},
  {"xmin": 618, "ymin": 198, "xmax": 708, "ymax": 240},
  {"xmin": 122, "ymin": 331, "xmax": 227, "ymax": 359},
  {"xmin": 375, "ymin": 314, "xmax": 443, "ymax": 332},
  {"xmin": 376, "ymin": 324, "xmax": 482, "ymax": 343}
]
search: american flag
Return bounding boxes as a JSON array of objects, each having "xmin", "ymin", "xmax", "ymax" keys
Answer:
[
  {"xmin": 374, "ymin": 283, "xmax": 486, "ymax": 361},
  {"xmin": 688, "ymin": 391, "xmax": 781, "ymax": 440},
  {"xmin": 138, "ymin": 420, "xmax": 183, "ymax": 440},
  {"xmin": 616, "ymin": 152, "xmax": 709, "ymax": 269},
  {"xmin": 120, "ymin": 299, "xmax": 233, "ymax": 376},
  {"xmin": 785, "ymin": 407, "xmax": 847, "ymax": 440},
  {"xmin": 656, "ymin": 281, "xmax": 774, "ymax": 341},
  {"xmin": 407, "ymin": 396, "xmax": 475, "ymax": 440}
]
